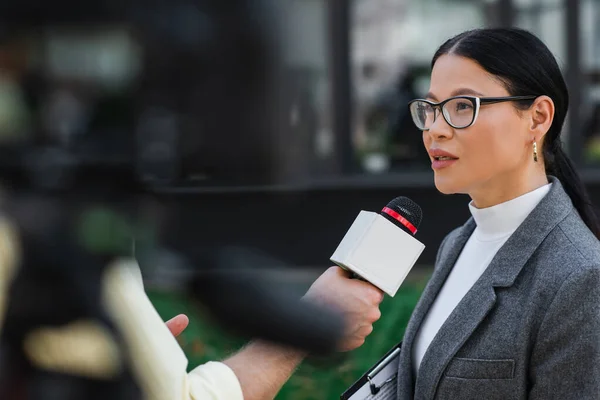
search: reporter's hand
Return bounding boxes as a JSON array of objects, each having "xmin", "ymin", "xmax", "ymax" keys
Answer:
[
  {"xmin": 166, "ymin": 314, "xmax": 189, "ymax": 337},
  {"xmin": 303, "ymin": 266, "xmax": 383, "ymax": 352}
]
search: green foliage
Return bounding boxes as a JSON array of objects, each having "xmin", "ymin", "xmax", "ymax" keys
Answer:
[
  {"xmin": 148, "ymin": 279, "xmax": 426, "ymax": 400},
  {"xmin": 77, "ymin": 208, "xmax": 134, "ymax": 255}
]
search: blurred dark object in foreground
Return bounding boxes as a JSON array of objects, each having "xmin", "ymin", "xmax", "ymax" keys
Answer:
[{"xmin": 0, "ymin": 1, "xmax": 344, "ymax": 399}]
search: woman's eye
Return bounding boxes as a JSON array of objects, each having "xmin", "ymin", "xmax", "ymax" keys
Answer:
[{"xmin": 455, "ymin": 102, "xmax": 472, "ymax": 111}]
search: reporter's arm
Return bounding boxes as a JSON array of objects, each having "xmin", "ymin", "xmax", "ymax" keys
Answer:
[
  {"xmin": 220, "ymin": 266, "xmax": 384, "ymax": 400},
  {"xmin": 223, "ymin": 341, "xmax": 306, "ymax": 400},
  {"xmin": 105, "ymin": 263, "xmax": 382, "ymax": 400},
  {"xmin": 105, "ymin": 261, "xmax": 305, "ymax": 400}
]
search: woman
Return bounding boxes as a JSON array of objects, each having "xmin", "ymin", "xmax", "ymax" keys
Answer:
[{"xmin": 398, "ymin": 28, "xmax": 600, "ymax": 399}]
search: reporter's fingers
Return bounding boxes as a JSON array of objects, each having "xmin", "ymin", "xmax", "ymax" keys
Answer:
[
  {"xmin": 354, "ymin": 280, "xmax": 384, "ymax": 304},
  {"xmin": 329, "ymin": 265, "xmax": 351, "ymax": 278},
  {"xmin": 367, "ymin": 307, "xmax": 382, "ymax": 323},
  {"xmin": 166, "ymin": 314, "xmax": 189, "ymax": 337},
  {"xmin": 350, "ymin": 338, "xmax": 366, "ymax": 351},
  {"xmin": 358, "ymin": 324, "xmax": 374, "ymax": 337},
  {"xmin": 340, "ymin": 337, "xmax": 367, "ymax": 352},
  {"xmin": 371, "ymin": 288, "xmax": 384, "ymax": 304}
]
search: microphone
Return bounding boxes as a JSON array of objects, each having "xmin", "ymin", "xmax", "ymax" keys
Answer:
[
  {"xmin": 140, "ymin": 245, "xmax": 346, "ymax": 355},
  {"xmin": 330, "ymin": 197, "xmax": 425, "ymax": 297}
]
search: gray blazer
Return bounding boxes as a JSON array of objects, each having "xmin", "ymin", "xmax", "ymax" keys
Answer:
[{"xmin": 397, "ymin": 177, "xmax": 600, "ymax": 400}]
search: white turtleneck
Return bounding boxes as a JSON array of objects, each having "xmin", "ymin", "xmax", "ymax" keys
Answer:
[{"xmin": 412, "ymin": 183, "xmax": 552, "ymax": 373}]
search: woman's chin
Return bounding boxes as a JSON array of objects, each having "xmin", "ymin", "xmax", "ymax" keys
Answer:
[{"xmin": 434, "ymin": 175, "xmax": 460, "ymax": 195}]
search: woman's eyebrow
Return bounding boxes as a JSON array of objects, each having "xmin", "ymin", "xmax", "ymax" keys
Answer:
[
  {"xmin": 425, "ymin": 88, "xmax": 486, "ymax": 101},
  {"xmin": 425, "ymin": 92, "xmax": 438, "ymax": 101},
  {"xmin": 451, "ymin": 88, "xmax": 485, "ymax": 97}
]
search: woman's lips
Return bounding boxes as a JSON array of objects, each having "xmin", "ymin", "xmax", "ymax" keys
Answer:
[
  {"xmin": 429, "ymin": 149, "xmax": 459, "ymax": 170},
  {"xmin": 431, "ymin": 157, "xmax": 458, "ymax": 169}
]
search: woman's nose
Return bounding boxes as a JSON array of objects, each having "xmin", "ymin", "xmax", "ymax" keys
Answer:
[{"xmin": 427, "ymin": 112, "xmax": 453, "ymax": 140}]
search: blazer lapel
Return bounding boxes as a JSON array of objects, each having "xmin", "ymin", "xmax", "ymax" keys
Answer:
[
  {"xmin": 413, "ymin": 177, "xmax": 573, "ymax": 400},
  {"xmin": 396, "ymin": 221, "xmax": 474, "ymax": 399},
  {"xmin": 414, "ymin": 272, "xmax": 497, "ymax": 399}
]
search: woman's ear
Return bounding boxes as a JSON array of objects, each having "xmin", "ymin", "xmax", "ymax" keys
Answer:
[{"xmin": 529, "ymin": 95, "xmax": 555, "ymax": 141}]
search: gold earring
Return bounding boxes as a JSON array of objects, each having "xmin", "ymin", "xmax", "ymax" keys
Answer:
[{"xmin": 533, "ymin": 141, "xmax": 538, "ymax": 162}]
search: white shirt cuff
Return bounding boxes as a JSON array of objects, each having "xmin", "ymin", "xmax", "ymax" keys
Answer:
[{"xmin": 189, "ymin": 361, "xmax": 244, "ymax": 400}]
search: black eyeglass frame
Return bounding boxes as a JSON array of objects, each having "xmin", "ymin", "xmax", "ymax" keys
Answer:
[{"xmin": 408, "ymin": 95, "xmax": 538, "ymax": 130}]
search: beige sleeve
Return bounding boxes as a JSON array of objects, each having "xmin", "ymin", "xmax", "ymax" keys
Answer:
[
  {"xmin": 102, "ymin": 259, "xmax": 244, "ymax": 400},
  {"xmin": 0, "ymin": 219, "xmax": 20, "ymax": 330}
]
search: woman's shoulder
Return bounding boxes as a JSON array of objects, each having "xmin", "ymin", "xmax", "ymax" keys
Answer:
[
  {"xmin": 522, "ymin": 210, "xmax": 600, "ymax": 295},
  {"xmin": 551, "ymin": 210, "xmax": 600, "ymax": 267}
]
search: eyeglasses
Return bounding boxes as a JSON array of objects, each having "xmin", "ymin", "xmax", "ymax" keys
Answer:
[{"xmin": 408, "ymin": 95, "xmax": 538, "ymax": 131}]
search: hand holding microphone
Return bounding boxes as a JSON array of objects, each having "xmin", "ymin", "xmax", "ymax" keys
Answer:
[
  {"xmin": 303, "ymin": 266, "xmax": 384, "ymax": 352},
  {"xmin": 302, "ymin": 196, "xmax": 424, "ymax": 352},
  {"xmin": 331, "ymin": 197, "xmax": 425, "ymax": 297}
]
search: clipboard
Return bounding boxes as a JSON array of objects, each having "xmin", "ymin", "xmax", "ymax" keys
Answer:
[{"xmin": 340, "ymin": 341, "xmax": 402, "ymax": 400}]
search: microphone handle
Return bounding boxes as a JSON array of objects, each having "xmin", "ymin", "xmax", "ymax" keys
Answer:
[{"xmin": 189, "ymin": 270, "xmax": 345, "ymax": 355}]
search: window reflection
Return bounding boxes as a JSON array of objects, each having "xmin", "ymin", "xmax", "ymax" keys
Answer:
[
  {"xmin": 275, "ymin": 0, "xmax": 334, "ymax": 182},
  {"xmin": 351, "ymin": 0, "xmax": 485, "ymax": 174},
  {"xmin": 581, "ymin": 0, "xmax": 600, "ymax": 164}
]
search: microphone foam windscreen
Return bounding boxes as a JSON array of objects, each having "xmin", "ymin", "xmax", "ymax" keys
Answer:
[{"xmin": 384, "ymin": 197, "xmax": 422, "ymax": 230}]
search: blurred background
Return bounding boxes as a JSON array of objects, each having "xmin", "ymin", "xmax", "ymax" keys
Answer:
[
  {"xmin": 148, "ymin": 0, "xmax": 600, "ymax": 274},
  {"xmin": 0, "ymin": 0, "xmax": 598, "ymax": 398},
  {"xmin": 154, "ymin": 0, "xmax": 600, "ymax": 397}
]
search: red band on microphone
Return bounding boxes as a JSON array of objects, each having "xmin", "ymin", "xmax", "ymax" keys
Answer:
[{"xmin": 381, "ymin": 207, "xmax": 417, "ymax": 235}]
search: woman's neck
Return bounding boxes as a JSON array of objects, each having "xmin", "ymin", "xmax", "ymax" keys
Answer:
[{"xmin": 469, "ymin": 172, "xmax": 549, "ymax": 209}]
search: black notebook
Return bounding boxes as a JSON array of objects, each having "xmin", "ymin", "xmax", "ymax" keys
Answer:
[{"xmin": 340, "ymin": 342, "xmax": 402, "ymax": 400}]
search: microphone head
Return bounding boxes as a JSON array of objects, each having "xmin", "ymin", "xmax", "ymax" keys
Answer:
[{"xmin": 380, "ymin": 196, "xmax": 422, "ymax": 235}]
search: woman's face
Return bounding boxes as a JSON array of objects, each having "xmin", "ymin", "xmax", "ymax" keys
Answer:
[{"xmin": 423, "ymin": 55, "xmax": 535, "ymax": 199}]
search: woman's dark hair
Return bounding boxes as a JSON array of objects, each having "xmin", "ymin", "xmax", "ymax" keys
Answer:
[{"xmin": 432, "ymin": 28, "xmax": 600, "ymax": 238}]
